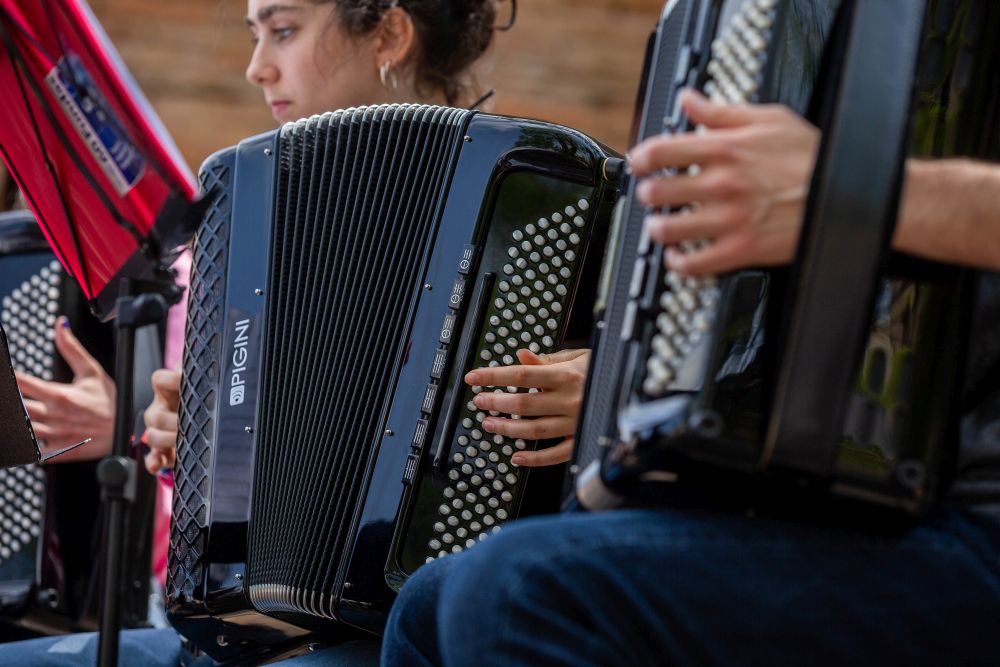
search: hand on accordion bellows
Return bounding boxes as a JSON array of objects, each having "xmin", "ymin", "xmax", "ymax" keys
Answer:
[
  {"xmin": 143, "ymin": 369, "xmax": 181, "ymax": 474},
  {"xmin": 464, "ymin": 348, "xmax": 590, "ymax": 468},
  {"xmin": 14, "ymin": 316, "xmax": 115, "ymax": 462},
  {"xmin": 630, "ymin": 89, "xmax": 819, "ymax": 275}
]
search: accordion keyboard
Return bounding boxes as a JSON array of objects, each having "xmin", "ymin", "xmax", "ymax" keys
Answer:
[
  {"xmin": 423, "ymin": 199, "xmax": 593, "ymax": 561},
  {"xmin": 0, "ymin": 260, "xmax": 59, "ymax": 566},
  {"xmin": 637, "ymin": 0, "xmax": 777, "ymax": 399}
]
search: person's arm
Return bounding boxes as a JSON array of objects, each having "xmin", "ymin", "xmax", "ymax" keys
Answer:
[
  {"xmin": 896, "ymin": 159, "xmax": 1000, "ymax": 271},
  {"xmin": 463, "ymin": 348, "xmax": 589, "ymax": 467},
  {"xmin": 629, "ymin": 89, "xmax": 1000, "ymax": 273}
]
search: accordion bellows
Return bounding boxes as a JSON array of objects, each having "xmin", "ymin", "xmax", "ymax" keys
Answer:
[
  {"xmin": 252, "ymin": 107, "xmax": 468, "ymax": 617},
  {"xmin": 168, "ymin": 104, "xmax": 618, "ymax": 656}
]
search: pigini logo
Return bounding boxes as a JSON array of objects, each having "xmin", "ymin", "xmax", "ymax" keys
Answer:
[
  {"xmin": 44, "ymin": 53, "xmax": 145, "ymax": 196},
  {"xmin": 229, "ymin": 319, "xmax": 251, "ymax": 406}
]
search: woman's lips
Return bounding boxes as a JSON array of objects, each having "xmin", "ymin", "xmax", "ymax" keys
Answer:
[{"xmin": 270, "ymin": 101, "xmax": 291, "ymax": 116}]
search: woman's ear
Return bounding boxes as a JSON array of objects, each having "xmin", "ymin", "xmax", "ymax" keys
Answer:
[{"xmin": 373, "ymin": 7, "xmax": 417, "ymax": 71}]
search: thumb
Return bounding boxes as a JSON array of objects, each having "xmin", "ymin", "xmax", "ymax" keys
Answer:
[
  {"xmin": 682, "ymin": 89, "xmax": 763, "ymax": 130},
  {"xmin": 53, "ymin": 317, "xmax": 103, "ymax": 379},
  {"xmin": 151, "ymin": 369, "xmax": 181, "ymax": 405},
  {"xmin": 515, "ymin": 349, "xmax": 546, "ymax": 366},
  {"xmin": 537, "ymin": 348, "xmax": 588, "ymax": 365}
]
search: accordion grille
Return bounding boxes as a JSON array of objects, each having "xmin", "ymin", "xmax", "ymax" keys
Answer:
[
  {"xmin": 247, "ymin": 105, "xmax": 469, "ymax": 619},
  {"xmin": 168, "ymin": 156, "xmax": 234, "ymax": 605}
]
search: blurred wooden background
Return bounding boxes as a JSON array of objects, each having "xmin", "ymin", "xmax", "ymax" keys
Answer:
[{"xmin": 80, "ymin": 0, "xmax": 663, "ymax": 171}]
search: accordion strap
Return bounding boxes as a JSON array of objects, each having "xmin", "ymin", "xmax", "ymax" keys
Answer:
[{"xmin": 763, "ymin": 0, "xmax": 929, "ymax": 477}]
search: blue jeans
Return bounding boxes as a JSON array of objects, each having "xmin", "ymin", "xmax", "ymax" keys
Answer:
[
  {"xmin": 0, "ymin": 628, "xmax": 379, "ymax": 666},
  {"xmin": 382, "ymin": 507, "xmax": 1000, "ymax": 666}
]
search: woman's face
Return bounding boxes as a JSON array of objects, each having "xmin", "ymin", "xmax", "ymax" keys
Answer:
[{"xmin": 245, "ymin": 1, "xmax": 388, "ymax": 123}]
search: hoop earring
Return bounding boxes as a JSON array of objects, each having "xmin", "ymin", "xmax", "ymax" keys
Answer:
[{"xmin": 379, "ymin": 61, "xmax": 398, "ymax": 92}]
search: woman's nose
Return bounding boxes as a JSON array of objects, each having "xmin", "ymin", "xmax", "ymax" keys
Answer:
[{"xmin": 245, "ymin": 42, "xmax": 278, "ymax": 87}]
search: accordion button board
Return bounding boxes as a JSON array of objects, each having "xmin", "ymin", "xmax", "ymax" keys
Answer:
[
  {"xmin": 0, "ymin": 256, "xmax": 57, "ymax": 574},
  {"xmin": 399, "ymin": 196, "xmax": 595, "ymax": 566}
]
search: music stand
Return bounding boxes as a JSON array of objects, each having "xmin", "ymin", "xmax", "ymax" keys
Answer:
[{"xmin": 0, "ymin": 1, "xmax": 206, "ymax": 665}]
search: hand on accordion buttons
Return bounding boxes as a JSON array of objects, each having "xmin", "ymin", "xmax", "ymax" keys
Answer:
[
  {"xmin": 465, "ymin": 348, "xmax": 590, "ymax": 468},
  {"xmin": 630, "ymin": 89, "xmax": 819, "ymax": 276},
  {"xmin": 15, "ymin": 316, "xmax": 116, "ymax": 463},
  {"xmin": 143, "ymin": 369, "xmax": 181, "ymax": 474}
]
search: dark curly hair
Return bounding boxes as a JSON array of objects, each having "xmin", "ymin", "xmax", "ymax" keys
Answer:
[{"xmin": 315, "ymin": 0, "xmax": 498, "ymax": 106}]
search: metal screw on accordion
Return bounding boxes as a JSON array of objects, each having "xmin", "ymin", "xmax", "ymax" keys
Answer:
[
  {"xmin": 217, "ymin": 635, "xmax": 230, "ymax": 648},
  {"xmin": 384, "ymin": 429, "xmax": 394, "ymax": 437},
  {"xmin": 569, "ymin": 464, "xmax": 579, "ymax": 475},
  {"xmin": 343, "ymin": 582, "xmax": 353, "ymax": 590},
  {"xmin": 254, "ymin": 288, "xmax": 264, "ymax": 296},
  {"xmin": 895, "ymin": 460, "xmax": 927, "ymax": 491},
  {"xmin": 464, "ymin": 135, "xmax": 472, "ymax": 142},
  {"xmin": 424, "ymin": 284, "xmax": 432, "ymax": 291},
  {"xmin": 244, "ymin": 426, "xmax": 254, "ymax": 434},
  {"xmin": 688, "ymin": 410, "xmax": 724, "ymax": 439},
  {"xmin": 264, "ymin": 148, "xmax": 272, "ymax": 156}
]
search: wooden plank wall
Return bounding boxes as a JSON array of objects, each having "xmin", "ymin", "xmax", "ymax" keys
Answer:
[{"xmin": 83, "ymin": 0, "xmax": 664, "ymax": 170}]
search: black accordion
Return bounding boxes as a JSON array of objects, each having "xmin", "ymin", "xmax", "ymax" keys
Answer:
[
  {"xmin": 572, "ymin": 0, "xmax": 1000, "ymax": 513},
  {"xmin": 0, "ymin": 210, "xmax": 153, "ymax": 634},
  {"xmin": 167, "ymin": 105, "xmax": 619, "ymax": 658}
]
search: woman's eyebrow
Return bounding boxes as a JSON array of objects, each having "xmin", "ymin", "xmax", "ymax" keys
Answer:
[{"xmin": 245, "ymin": 4, "xmax": 303, "ymax": 26}]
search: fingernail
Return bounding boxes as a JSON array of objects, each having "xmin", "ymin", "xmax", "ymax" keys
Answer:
[
  {"xmin": 472, "ymin": 394, "xmax": 486, "ymax": 408},
  {"xmin": 665, "ymin": 247, "xmax": 685, "ymax": 273},
  {"xmin": 624, "ymin": 155, "xmax": 633, "ymax": 175},
  {"xmin": 636, "ymin": 180, "xmax": 650, "ymax": 202},
  {"xmin": 482, "ymin": 417, "xmax": 495, "ymax": 431},
  {"xmin": 59, "ymin": 316, "xmax": 70, "ymax": 329},
  {"xmin": 465, "ymin": 371, "xmax": 480, "ymax": 385},
  {"xmin": 511, "ymin": 454, "xmax": 525, "ymax": 466},
  {"xmin": 682, "ymin": 88, "xmax": 703, "ymax": 108}
]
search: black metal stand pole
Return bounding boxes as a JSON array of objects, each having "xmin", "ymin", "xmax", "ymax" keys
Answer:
[{"xmin": 96, "ymin": 280, "xmax": 168, "ymax": 667}]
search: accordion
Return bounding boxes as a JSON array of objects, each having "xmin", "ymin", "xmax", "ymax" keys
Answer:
[
  {"xmin": 167, "ymin": 105, "xmax": 619, "ymax": 658},
  {"xmin": 0, "ymin": 210, "xmax": 153, "ymax": 633},
  {"xmin": 572, "ymin": 0, "xmax": 1000, "ymax": 513}
]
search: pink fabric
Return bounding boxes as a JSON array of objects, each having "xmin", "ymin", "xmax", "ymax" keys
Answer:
[{"xmin": 152, "ymin": 249, "xmax": 191, "ymax": 586}]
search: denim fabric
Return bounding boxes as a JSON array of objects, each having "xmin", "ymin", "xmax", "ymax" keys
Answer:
[
  {"xmin": 0, "ymin": 628, "xmax": 184, "ymax": 667},
  {"xmin": 382, "ymin": 508, "xmax": 1000, "ymax": 667},
  {"xmin": 0, "ymin": 629, "xmax": 381, "ymax": 666}
]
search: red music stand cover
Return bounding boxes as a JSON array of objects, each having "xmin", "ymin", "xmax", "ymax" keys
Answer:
[{"xmin": 0, "ymin": 0, "xmax": 198, "ymax": 318}]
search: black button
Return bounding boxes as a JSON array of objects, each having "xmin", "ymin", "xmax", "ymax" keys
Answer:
[
  {"xmin": 439, "ymin": 314, "xmax": 456, "ymax": 344},
  {"xmin": 422, "ymin": 383, "xmax": 438, "ymax": 413},
  {"xmin": 458, "ymin": 245, "xmax": 476, "ymax": 274},
  {"xmin": 431, "ymin": 347, "xmax": 448, "ymax": 379},
  {"xmin": 448, "ymin": 279, "xmax": 466, "ymax": 309},
  {"xmin": 412, "ymin": 418, "xmax": 429, "ymax": 451}
]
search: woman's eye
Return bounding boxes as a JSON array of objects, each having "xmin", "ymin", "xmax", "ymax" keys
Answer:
[{"xmin": 273, "ymin": 27, "xmax": 296, "ymax": 41}]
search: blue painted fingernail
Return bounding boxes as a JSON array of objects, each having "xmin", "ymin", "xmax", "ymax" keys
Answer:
[{"xmin": 59, "ymin": 317, "xmax": 70, "ymax": 329}]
